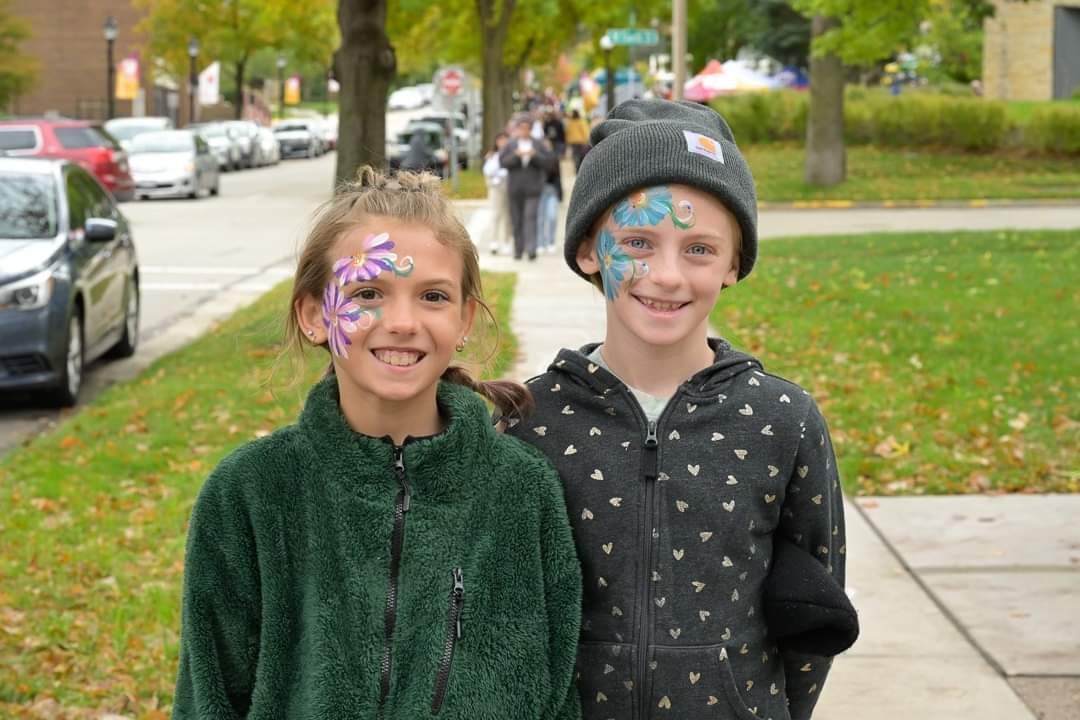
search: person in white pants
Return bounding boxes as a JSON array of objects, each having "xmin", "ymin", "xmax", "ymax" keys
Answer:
[{"xmin": 483, "ymin": 132, "xmax": 513, "ymax": 255}]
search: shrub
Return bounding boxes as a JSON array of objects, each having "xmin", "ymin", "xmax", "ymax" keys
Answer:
[
  {"xmin": 711, "ymin": 91, "xmax": 807, "ymax": 145},
  {"xmin": 711, "ymin": 90, "xmax": 1073, "ymax": 154},
  {"xmin": 1025, "ymin": 105, "xmax": 1080, "ymax": 154}
]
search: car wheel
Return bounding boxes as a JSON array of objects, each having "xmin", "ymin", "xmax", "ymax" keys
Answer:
[
  {"xmin": 307, "ymin": 145, "xmax": 316, "ymax": 159},
  {"xmin": 51, "ymin": 311, "xmax": 84, "ymax": 407},
  {"xmin": 107, "ymin": 280, "xmax": 139, "ymax": 359}
]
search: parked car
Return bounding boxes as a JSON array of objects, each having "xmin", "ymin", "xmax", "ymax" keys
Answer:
[
  {"xmin": 388, "ymin": 86, "xmax": 427, "ymax": 110},
  {"xmin": 128, "ymin": 130, "xmax": 219, "ymax": 200},
  {"xmin": 103, "ymin": 116, "xmax": 173, "ymax": 152},
  {"xmin": 223, "ymin": 120, "xmax": 261, "ymax": 167},
  {"xmin": 0, "ymin": 157, "xmax": 139, "ymax": 406},
  {"xmin": 316, "ymin": 116, "xmax": 338, "ymax": 151},
  {"xmin": 0, "ymin": 118, "xmax": 135, "ymax": 201},
  {"xmin": 410, "ymin": 111, "xmax": 476, "ymax": 168},
  {"xmin": 273, "ymin": 120, "xmax": 320, "ymax": 159},
  {"xmin": 191, "ymin": 122, "xmax": 242, "ymax": 171},
  {"xmin": 388, "ymin": 122, "xmax": 449, "ymax": 177},
  {"xmin": 255, "ymin": 126, "xmax": 280, "ymax": 166}
]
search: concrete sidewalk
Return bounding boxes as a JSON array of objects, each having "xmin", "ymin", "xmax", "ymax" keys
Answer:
[{"xmin": 458, "ymin": 194, "xmax": 1080, "ymax": 719}]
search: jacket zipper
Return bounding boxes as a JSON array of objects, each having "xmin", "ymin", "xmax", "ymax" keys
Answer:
[
  {"xmin": 377, "ymin": 445, "xmax": 412, "ymax": 717},
  {"xmin": 431, "ymin": 567, "xmax": 465, "ymax": 714},
  {"xmin": 636, "ymin": 420, "xmax": 660, "ymax": 716}
]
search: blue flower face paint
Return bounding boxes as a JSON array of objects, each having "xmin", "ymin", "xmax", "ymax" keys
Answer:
[
  {"xmin": 596, "ymin": 228, "xmax": 649, "ymax": 301},
  {"xmin": 612, "ymin": 186, "xmax": 673, "ymax": 227}
]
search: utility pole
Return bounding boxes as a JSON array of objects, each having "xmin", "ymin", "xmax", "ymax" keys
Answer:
[{"xmin": 672, "ymin": 0, "xmax": 686, "ymax": 101}]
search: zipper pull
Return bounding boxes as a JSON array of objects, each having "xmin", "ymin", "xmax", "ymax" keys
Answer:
[
  {"xmin": 645, "ymin": 421, "xmax": 658, "ymax": 448},
  {"xmin": 393, "ymin": 446, "xmax": 410, "ymax": 512},
  {"xmin": 452, "ymin": 567, "xmax": 464, "ymax": 638}
]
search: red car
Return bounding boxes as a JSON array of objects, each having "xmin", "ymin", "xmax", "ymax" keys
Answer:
[{"xmin": 0, "ymin": 118, "xmax": 135, "ymax": 201}]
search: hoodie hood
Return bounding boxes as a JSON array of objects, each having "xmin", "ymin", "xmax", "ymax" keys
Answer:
[{"xmin": 547, "ymin": 337, "xmax": 763, "ymax": 399}]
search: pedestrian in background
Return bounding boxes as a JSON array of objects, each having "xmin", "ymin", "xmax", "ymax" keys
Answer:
[
  {"xmin": 565, "ymin": 109, "xmax": 590, "ymax": 172},
  {"xmin": 544, "ymin": 108, "xmax": 567, "ymax": 160},
  {"xmin": 536, "ymin": 139, "xmax": 563, "ymax": 254},
  {"xmin": 483, "ymin": 131, "xmax": 513, "ymax": 255},
  {"xmin": 171, "ymin": 166, "xmax": 582, "ymax": 718},
  {"xmin": 500, "ymin": 114, "xmax": 555, "ymax": 260}
]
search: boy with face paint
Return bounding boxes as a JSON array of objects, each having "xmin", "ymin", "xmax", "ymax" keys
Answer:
[{"xmin": 507, "ymin": 100, "xmax": 857, "ymax": 720}]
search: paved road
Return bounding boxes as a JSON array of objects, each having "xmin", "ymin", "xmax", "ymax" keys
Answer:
[{"xmin": 0, "ymin": 153, "xmax": 337, "ymax": 454}]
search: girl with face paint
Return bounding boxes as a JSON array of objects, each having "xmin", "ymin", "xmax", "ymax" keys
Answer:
[{"xmin": 171, "ymin": 167, "xmax": 583, "ymax": 720}]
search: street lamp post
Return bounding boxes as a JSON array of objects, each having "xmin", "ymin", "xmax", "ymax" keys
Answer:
[
  {"xmin": 600, "ymin": 33, "xmax": 615, "ymax": 115},
  {"xmin": 276, "ymin": 55, "xmax": 287, "ymax": 119},
  {"xmin": 103, "ymin": 16, "xmax": 118, "ymax": 120},
  {"xmin": 187, "ymin": 37, "xmax": 200, "ymax": 126}
]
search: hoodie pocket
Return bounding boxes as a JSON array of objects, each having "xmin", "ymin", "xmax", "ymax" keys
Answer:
[
  {"xmin": 431, "ymin": 567, "xmax": 465, "ymax": 715},
  {"xmin": 647, "ymin": 644, "xmax": 787, "ymax": 720},
  {"xmin": 576, "ymin": 640, "xmax": 636, "ymax": 720}
]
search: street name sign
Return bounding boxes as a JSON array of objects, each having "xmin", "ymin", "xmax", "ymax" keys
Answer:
[{"xmin": 606, "ymin": 28, "xmax": 659, "ymax": 46}]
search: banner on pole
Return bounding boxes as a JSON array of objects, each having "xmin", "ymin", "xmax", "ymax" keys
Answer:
[
  {"xmin": 115, "ymin": 57, "xmax": 140, "ymax": 101},
  {"xmin": 198, "ymin": 61, "xmax": 220, "ymax": 106},
  {"xmin": 285, "ymin": 75, "xmax": 301, "ymax": 105}
]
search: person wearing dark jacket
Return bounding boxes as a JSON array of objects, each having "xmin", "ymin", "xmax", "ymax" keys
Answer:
[
  {"xmin": 506, "ymin": 100, "xmax": 856, "ymax": 720},
  {"xmin": 172, "ymin": 167, "xmax": 582, "ymax": 719},
  {"xmin": 500, "ymin": 115, "xmax": 555, "ymax": 260},
  {"xmin": 400, "ymin": 130, "xmax": 438, "ymax": 173}
]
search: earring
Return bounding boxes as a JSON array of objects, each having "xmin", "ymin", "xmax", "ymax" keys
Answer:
[
  {"xmin": 456, "ymin": 336, "xmax": 468, "ymax": 352},
  {"xmin": 305, "ymin": 329, "xmax": 316, "ymax": 339}
]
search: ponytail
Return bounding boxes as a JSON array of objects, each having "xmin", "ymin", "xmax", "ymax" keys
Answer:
[{"xmin": 442, "ymin": 366, "xmax": 535, "ymax": 422}]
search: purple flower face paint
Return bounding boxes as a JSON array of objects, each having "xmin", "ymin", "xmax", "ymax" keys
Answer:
[
  {"xmin": 322, "ymin": 281, "xmax": 378, "ymax": 359},
  {"xmin": 332, "ymin": 232, "xmax": 415, "ymax": 285}
]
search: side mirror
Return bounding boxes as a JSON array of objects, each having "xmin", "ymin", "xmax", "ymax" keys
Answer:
[{"xmin": 84, "ymin": 218, "xmax": 117, "ymax": 242}]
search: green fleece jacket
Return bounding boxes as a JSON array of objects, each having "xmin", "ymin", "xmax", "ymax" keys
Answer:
[{"xmin": 172, "ymin": 375, "xmax": 583, "ymax": 720}]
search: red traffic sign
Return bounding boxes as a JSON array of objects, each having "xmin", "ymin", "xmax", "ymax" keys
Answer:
[{"xmin": 439, "ymin": 68, "xmax": 464, "ymax": 97}]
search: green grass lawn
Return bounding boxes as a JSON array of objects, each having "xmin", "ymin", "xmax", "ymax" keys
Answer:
[
  {"xmin": 711, "ymin": 230, "xmax": 1079, "ymax": 496},
  {"xmin": 0, "ymin": 272, "xmax": 516, "ymax": 717},
  {"xmin": 745, "ymin": 145, "xmax": 1080, "ymax": 203},
  {"xmin": 445, "ymin": 166, "xmax": 487, "ymax": 200}
]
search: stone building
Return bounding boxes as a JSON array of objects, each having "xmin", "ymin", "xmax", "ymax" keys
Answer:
[{"xmin": 983, "ymin": 0, "xmax": 1080, "ymax": 101}]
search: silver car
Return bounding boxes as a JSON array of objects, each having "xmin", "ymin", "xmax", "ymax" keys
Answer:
[
  {"xmin": 256, "ymin": 126, "xmax": 280, "ymax": 166},
  {"xmin": 103, "ymin": 116, "xmax": 173, "ymax": 152},
  {"xmin": 192, "ymin": 122, "xmax": 242, "ymax": 171},
  {"xmin": 128, "ymin": 130, "xmax": 220, "ymax": 200}
]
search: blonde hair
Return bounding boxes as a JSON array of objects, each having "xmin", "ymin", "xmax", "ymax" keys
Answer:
[{"xmin": 283, "ymin": 166, "xmax": 534, "ymax": 419}]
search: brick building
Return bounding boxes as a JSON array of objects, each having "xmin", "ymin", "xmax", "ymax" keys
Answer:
[
  {"xmin": 8, "ymin": 0, "xmax": 189, "ymax": 124},
  {"xmin": 983, "ymin": 0, "xmax": 1080, "ymax": 100}
]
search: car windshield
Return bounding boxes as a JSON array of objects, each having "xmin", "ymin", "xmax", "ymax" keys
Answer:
[
  {"xmin": 0, "ymin": 173, "xmax": 58, "ymax": 240},
  {"xmin": 55, "ymin": 126, "xmax": 118, "ymax": 150},
  {"xmin": 130, "ymin": 132, "xmax": 194, "ymax": 154},
  {"xmin": 274, "ymin": 124, "xmax": 308, "ymax": 133},
  {"xmin": 106, "ymin": 123, "xmax": 165, "ymax": 141},
  {"xmin": 420, "ymin": 116, "xmax": 465, "ymax": 130},
  {"xmin": 195, "ymin": 124, "xmax": 226, "ymax": 138}
]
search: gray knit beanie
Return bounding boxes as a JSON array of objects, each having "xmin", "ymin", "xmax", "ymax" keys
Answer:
[{"xmin": 564, "ymin": 99, "xmax": 758, "ymax": 281}]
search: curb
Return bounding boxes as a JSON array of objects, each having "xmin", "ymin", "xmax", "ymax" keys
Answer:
[{"xmin": 758, "ymin": 198, "xmax": 1080, "ymax": 211}]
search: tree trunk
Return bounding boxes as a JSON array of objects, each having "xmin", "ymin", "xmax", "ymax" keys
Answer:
[
  {"xmin": 335, "ymin": 0, "xmax": 396, "ymax": 190},
  {"xmin": 804, "ymin": 15, "xmax": 845, "ymax": 186},
  {"xmin": 477, "ymin": 0, "xmax": 516, "ymax": 151},
  {"xmin": 233, "ymin": 57, "xmax": 247, "ymax": 119}
]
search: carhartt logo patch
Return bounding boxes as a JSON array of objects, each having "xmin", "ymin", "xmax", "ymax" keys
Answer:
[{"xmin": 684, "ymin": 130, "xmax": 724, "ymax": 163}]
